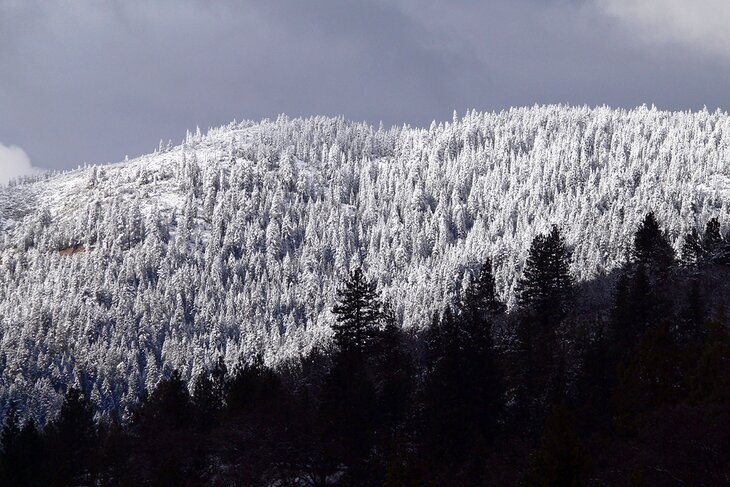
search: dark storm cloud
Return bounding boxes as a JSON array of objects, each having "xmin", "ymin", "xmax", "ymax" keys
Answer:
[{"xmin": 1, "ymin": 0, "xmax": 729, "ymax": 174}]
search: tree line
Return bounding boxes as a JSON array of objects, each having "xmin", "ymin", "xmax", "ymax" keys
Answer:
[{"xmin": 2, "ymin": 212, "xmax": 730, "ymax": 486}]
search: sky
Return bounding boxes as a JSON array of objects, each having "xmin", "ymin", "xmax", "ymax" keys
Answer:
[{"xmin": 1, "ymin": 0, "xmax": 730, "ymax": 182}]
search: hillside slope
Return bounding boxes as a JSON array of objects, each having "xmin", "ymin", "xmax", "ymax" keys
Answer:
[{"xmin": 1, "ymin": 105, "xmax": 730, "ymax": 420}]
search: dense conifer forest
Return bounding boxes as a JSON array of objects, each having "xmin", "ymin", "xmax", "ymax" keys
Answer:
[
  {"xmin": 2, "ymin": 107, "xmax": 730, "ymax": 423},
  {"xmin": 2, "ymin": 213, "xmax": 729, "ymax": 486}
]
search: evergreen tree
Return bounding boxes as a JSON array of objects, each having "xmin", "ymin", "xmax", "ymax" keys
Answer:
[
  {"xmin": 0, "ymin": 419, "xmax": 46, "ymax": 487},
  {"xmin": 459, "ymin": 259, "xmax": 506, "ymax": 443},
  {"xmin": 132, "ymin": 371, "xmax": 194, "ymax": 486},
  {"xmin": 423, "ymin": 308, "xmax": 464, "ymax": 460},
  {"xmin": 513, "ymin": 227, "xmax": 574, "ymax": 430},
  {"xmin": 226, "ymin": 355, "xmax": 281, "ymax": 415},
  {"xmin": 703, "ymin": 217, "xmax": 723, "ymax": 258},
  {"xmin": 632, "ymin": 212, "xmax": 675, "ymax": 268},
  {"xmin": 681, "ymin": 218, "xmax": 722, "ymax": 267},
  {"xmin": 317, "ymin": 269, "xmax": 391, "ymax": 481},
  {"xmin": 423, "ymin": 261, "xmax": 506, "ymax": 466},
  {"xmin": 0, "ymin": 404, "xmax": 20, "ymax": 455},
  {"xmin": 462, "ymin": 258, "xmax": 507, "ymax": 317},
  {"xmin": 516, "ymin": 225, "xmax": 574, "ymax": 321},
  {"xmin": 610, "ymin": 266, "xmax": 654, "ymax": 362},
  {"xmin": 372, "ymin": 302, "xmax": 413, "ymax": 433},
  {"xmin": 47, "ymin": 387, "xmax": 98, "ymax": 487},
  {"xmin": 139, "ymin": 370, "xmax": 191, "ymax": 429},
  {"xmin": 192, "ymin": 373, "xmax": 220, "ymax": 429},
  {"xmin": 331, "ymin": 267, "xmax": 381, "ymax": 354},
  {"xmin": 97, "ymin": 411, "xmax": 132, "ymax": 487},
  {"xmin": 680, "ymin": 227, "xmax": 704, "ymax": 267}
]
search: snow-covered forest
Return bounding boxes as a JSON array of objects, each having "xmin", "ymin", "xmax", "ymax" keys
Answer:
[{"xmin": 1, "ymin": 105, "xmax": 730, "ymax": 421}]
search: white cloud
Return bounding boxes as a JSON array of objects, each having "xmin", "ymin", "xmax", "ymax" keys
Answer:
[
  {"xmin": 0, "ymin": 143, "xmax": 39, "ymax": 185},
  {"xmin": 595, "ymin": 0, "xmax": 730, "ymax": 59}
]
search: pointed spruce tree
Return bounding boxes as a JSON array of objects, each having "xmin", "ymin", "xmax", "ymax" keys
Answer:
[
  {"xmin": 47, "ymin": 387, "xmax": 98, "ymax": 487},
  {"xmin": 611, "ymin": 264, "xmax": 654, "ymax": 363},
  {"xmin": 0, "ymin": 404, "xmax": 20, "ymax": 484},
  {"xmin": 632, "ymin": 212, "xmax": 675, "ymax": 269},
  {"xmin": 516, "ymin": 225, "xmax": 574, "ymax": 322},
  {"xmin": 683, "ymin": 217, "xmax": 727, "ymax": 266},
  {"xmin": 372, "ymin": 301, "xmax": 413, "ymax": 433},
  {"xmin": 621, "ymin": 213, "xmax": 673, "ymax": 337},
  {"xmin": 331, "ymin": 267, "xmax": 381, "ymax": 354},
  {"xmin": 703, "ymin": 217, "xmax": 723, "ymax": 259},
  {"xmin": 423, "ymin": 306, "xmax": 464, "ymax": 460},
  {"xmin": 0, "ymin": 419, "xmax": 46, "ymax": 486},
  {"xmin": 681, "ymin": 227, "xmax": 704, "ymax": 267},
  {"xmin": 462, "ymin": 258, "xmax": 507, "ymax": 318},
  {"xmin": 459, "ymin": 259, "xmax": 506, "ymax": 443},
  {"xmin": 423, "ymin": 260, "xmax": 506, "ymax": 465},
  {"xmin": 191, "ymin": 357, "xmax": 228, "ymax": 427},
  {"xmin": 320, "ymin": 267, "xmax": 381, "ymax": 476},
  {"xmin": 513, "ymin": 226, "xmax": 574, "ymax": 429}
]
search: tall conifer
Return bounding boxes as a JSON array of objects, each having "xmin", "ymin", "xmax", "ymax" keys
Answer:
[{"xmin": 331, "ymin": 268, "xmax": 381, "ymax": 354}]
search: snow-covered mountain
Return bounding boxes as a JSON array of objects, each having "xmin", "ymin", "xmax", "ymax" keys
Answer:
[{"xmin": 2, "ymin": 105, "xmax": 730, "ymax": 421}]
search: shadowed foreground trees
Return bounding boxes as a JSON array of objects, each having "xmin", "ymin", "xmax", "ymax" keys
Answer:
[
  {"xmin": 423, "ymin": 259, "xmax": 506, "ymax": 473},
  {"xmin": 2, "ymin": 214, "xmax": 730, "ymax": 486}
]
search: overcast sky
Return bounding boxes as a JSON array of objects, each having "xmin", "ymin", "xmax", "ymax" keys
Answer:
[{"xmin": 1, "ymin": 0, "xmax": 730, "ymax": 182}]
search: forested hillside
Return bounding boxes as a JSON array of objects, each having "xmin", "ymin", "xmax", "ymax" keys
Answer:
[
  {"xmin": 2, "ymin": 215, "xmax": 729, "ymax": 486},
  {"xmin": 1, "ymin": 105, "xmax": 730, "ymax": 421}
]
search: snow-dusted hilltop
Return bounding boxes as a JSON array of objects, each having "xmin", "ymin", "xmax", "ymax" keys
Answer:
[{"xmin": 2, "ymin": 105, "xmax": 730, "ymax": 420}]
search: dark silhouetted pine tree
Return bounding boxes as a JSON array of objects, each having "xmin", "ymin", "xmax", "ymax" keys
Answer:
[
  {"xmin": 516, "ymin": 225, "xmax": 574, "ymax": 322},
  {"xmin": 97, "ymin": 411, "xmax": 132, "ymax": 487},
  {"xmin": 320, "ymin": 269, "xmax": 384, "ymax": 481},
  {"xmin": 226, "ymin": 354, "xmax": 281, "ymax": 415},
  {"xmin": 0, "ymin": 404, "xmax": 21, "ymax": 485},
  {"xmin": 140, "ymin": 370, "xmax": 191, "ymax": 429},
  {"xmin": 331, "ymin": 267, "xmax": 382, "ymax": 354},
  {"xmin": 513, "ymin": 226, "xmax": 574, "ymax": 431},
  {"xmin": 192, "ymin": 373, "xmax": 219, "ymax": 429},
  {"xmin": 192, "ymin": 356, "xmax": 228, "ymax": 429},
  {"xmin": 463, "ymin": 258, "xmax": 507, "ymax": 317},
  {"xmin": 611, "ymin": 265, "xmax": 654, "ymax": 363},
  {"xmin": 372, "ymin": 301, "xmax": 413, "ymax": 433},
  {"xmin": 47, "ymin": 387, "xmax": 98, "ymax": 487},
  {"xmin": 0, "ymin": 418, "xmax": 46, "ymax": 487},
  {"xmin": 459, "ymin": 259, "xmax": 506, "ymax": 444},
  {"xmin": 423, "ymin": 261, "xmax": 506, "ymax": 468},
  {"xmin": 632, "ymin": 212, "xmax": 675, "ymax": 268},
  {"xmin": 681, "ymin": 227, "xmax": 704, "ymax": 267},
  {"xmin": 703, "ymin": 217, "xmax": 723, "ymax": 259},
  {"xmin": 423, "ymin": 306, "xmax": 465, "ymax": 460},
  {"xmin": 682, "ymin": 217, "xmax": 727, "ymax": 267}
]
